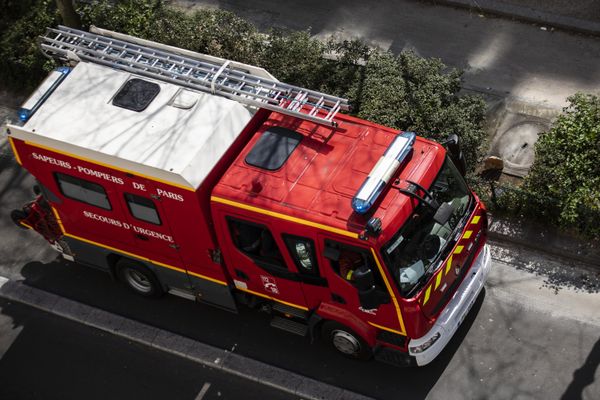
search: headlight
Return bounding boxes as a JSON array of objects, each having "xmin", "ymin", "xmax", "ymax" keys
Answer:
[{"xmin": 410, "ymin": 332, "xmax": 441, "ymax": 354}]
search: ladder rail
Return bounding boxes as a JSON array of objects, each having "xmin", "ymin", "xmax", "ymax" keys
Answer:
[
  {"xmin": 39, "ymin": 26, "xmax": 351, "ymax": 126},
  {"xmin": 44, "ymin": 48, "xmax": 335, "ymax": 126}
]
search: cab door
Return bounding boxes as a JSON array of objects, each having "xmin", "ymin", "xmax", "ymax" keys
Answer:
[
  {"xmin": 215, "ymin": 212, "xmax": 308, "ymax": 310},
  {"xmin": 318, "ymin": 234, "xmax": 405, "ymax": 335}
]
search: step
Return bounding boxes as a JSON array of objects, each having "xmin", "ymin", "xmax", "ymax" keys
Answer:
[
  {"xmin": 272, "ymin": 302, "xmax": 308, "ymax": 319},
  {"xmin": 270, "ymin": 316, "xmax": 308, "ymax": 336}
]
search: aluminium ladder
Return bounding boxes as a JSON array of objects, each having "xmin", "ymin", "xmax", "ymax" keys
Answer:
[{"xmin": 39, "ymin": 26, "xmax": 350, "ymax": 127}]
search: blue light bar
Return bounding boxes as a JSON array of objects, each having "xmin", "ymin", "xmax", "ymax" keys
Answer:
[
  {"xmin": 18, "ymin": 66, "xmax": 71, "ymax": 122},
  {"xmin": 351, "ymin": 131, "xmax": 416, "ymax": 214}
]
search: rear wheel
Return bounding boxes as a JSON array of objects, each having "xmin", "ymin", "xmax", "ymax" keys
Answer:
[
  {"xmin": 321, "ymin": 321, "xmax": 372, "ymax": 360},
  {"xmin": 117, "ymin": 259, "xmax": 163, "ymax": 298}
]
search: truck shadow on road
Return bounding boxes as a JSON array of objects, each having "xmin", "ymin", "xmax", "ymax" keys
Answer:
[{"xmin": 19, "ymin": 259, "xmax": 485, "ymax": 400}]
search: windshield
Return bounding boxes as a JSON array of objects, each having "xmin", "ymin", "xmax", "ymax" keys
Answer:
[{"xmin": 382, "ymin": 157, "xmax": 472, "ymax": 298}]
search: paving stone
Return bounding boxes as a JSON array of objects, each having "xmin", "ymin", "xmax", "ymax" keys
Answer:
[
  {"xmin": 294, "ymin": 376, "xmax": 348, "ymax": 400},
  {"xmin": 0, "ymin": 280, "xmax": 28, "ymax": 301},
  {"xmin": 255, "ymin": 361, "xmax": 304, "ymax": 394},
  {"xmin": 151, "ymin": 329, "xmax": 195, "ymax": 357},
  {"xmin": 186, "ymin": 340, "xmax": 226, "ymax": 368},
  {"xmin": 338, "ymin": 390, "xmax": 376, "ymax": 400},
  {"xmin": 84, "ymin": 307, "xmax": 126, "ymax": 332},
  {"xmin": 18, "ymin": 286, "xmax": 60, "ymax": 310},
  {"xmin": 116, "ymin": 319, "xmax": 159, "ymax": 344},
  {"xmin": 221, "ymin": 352, "xmax": 274, "ymax": 383},
  {"xmin": 51, "ymin": 297, "xmax": 93, "ymax": 321}
]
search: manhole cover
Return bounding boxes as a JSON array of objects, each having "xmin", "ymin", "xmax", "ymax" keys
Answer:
[{"xmin": 496, "ymin": 120, "xmax": 548, "ymax": 177}]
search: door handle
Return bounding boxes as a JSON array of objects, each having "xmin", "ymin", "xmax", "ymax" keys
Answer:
[{"xmin": 135, "ymin": 234, "xmax": 149, "ymax": 241}]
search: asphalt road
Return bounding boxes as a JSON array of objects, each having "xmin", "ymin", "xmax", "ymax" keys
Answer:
[
  {"xmin": 172, "ymin": 0, "xmax": 600, "ymax": 108},
  {"xmin": 0, "ymin": 298, "xmax": 299, "ymax": 400}
]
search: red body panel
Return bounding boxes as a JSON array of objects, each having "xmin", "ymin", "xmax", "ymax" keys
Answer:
[{"xmin": 11, "ymin": 137, "xmax": 226, "ymax": 284}]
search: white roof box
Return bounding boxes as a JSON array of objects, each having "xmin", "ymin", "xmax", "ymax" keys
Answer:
[{"xmin": 10, "ymin": 62, "xmax": 253, "ymax": 190}]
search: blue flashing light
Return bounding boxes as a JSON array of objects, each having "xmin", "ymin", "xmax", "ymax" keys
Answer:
[
  {"xmin": 18, "ymin": 109, "xmax": 31, "ymax": 122},
  {"xmin": 351, "ymin": 131, "xmax": 416, "ymax": 214},
  {"xmin": 56, "ymin": 66, "xmax": 71, "ymax": 75}
]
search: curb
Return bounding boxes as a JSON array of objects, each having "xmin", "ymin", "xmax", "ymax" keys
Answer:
[
  {"xmin": 0, "ymin": 277, "xmax": 373, "ymax": 400},
  {"xmin": 487, "ymin": 218, "xmax": 600, "ymax": 270},
  {"xmin": 423, "ymin": 0, "xmax": 600, "ymax": 37}
]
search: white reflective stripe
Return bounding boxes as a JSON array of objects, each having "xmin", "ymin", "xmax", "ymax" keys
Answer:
[
  {"xmin": 355, "ymin": 157, "xmax": 400, "ymax": 201},
  {"xmin": 385, "ymin": 135, "xmax": 409, "ymax": 157}
]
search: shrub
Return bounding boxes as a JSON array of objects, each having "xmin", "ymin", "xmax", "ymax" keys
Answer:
[
  {"xmin": 358, "ymin": 50, "xmax": 486, "ymax": 170},
  {"xmin": 80, "ymin": 1, "xmax": 263, "ymax": 65},
  {"xmin": 4, "ymin": 0, "xmax": 486, "ymax": 174},
  {"xmin": 0, "ymin": 0, "xmax": 59, "ymax": 91},
  {"xmin": 259, "ymin": 29, "xmax": 326, "ymax": 89},
  {"xmin": 519, "ymin": 93, "xmax": 600, "ymax": 237}
]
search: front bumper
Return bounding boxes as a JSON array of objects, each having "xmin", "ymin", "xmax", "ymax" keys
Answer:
[{"xmin": 408, "ymin": 244, "xmax": 492, "ymax": 366}]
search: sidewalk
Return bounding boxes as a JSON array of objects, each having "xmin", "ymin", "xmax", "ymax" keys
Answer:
[
  {"xmin": 427, "ymin": 0, "xmax": 600, "ymax": 36},
  {"xmin": 488, "ymin": 216, "xmax": 600, "ymax": 270}
]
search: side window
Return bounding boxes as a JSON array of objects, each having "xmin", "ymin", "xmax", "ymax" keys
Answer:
[
  {"xmin": 125, "ymin": 193, "xmax": 161, "ymax": 225},
  {"xmin": 283, "ymin": 235, "xmax": 319, "ymax": 276},
  {"xmin": 55, "ymin": 172, "xmax": 111, "ymax": 210},
  {"xmin": 325, "ymin": 240, "xmax": 385, "ymax": 289},
  {"xmin": 227, "ymin": 218, "xmax": 285, "ymax": 268}
]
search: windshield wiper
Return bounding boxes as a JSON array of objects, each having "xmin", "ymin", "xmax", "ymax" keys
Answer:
[
  {"xmin": 397, "ymin": 180, "xmax": 455, "ymax": 225},
  {"xmin": 397, "ymin": 180, "xmax": 439, "ymax": 210}
]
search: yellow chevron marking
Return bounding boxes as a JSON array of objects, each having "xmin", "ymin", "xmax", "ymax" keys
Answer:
[
  {"xmin": 446, "ymin": 255, "xmax": 453, "ymax": 274},
  {"xmin": 435, "ymin": 271, "xmax": 443, "ymax": 290},
  {"xmin": 423, "ymin": 286, "xmax": 432, "ymax": 305}
]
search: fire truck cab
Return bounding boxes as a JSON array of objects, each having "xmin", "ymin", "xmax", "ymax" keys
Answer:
[{"xmin": 6, "ymin": 26, "xmax": 491, "ymax": 367}]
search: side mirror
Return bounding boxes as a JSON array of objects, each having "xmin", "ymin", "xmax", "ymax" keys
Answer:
[
  {"xmin": 354, "ymin": 266, "xmax": 390, "ymax": 310},
  {"xmin": 353, "ymin": 266, "xmax": 375, "ymax": 291},
  {"xmin": 443, "ymin": 134, "xmax": 467, "ymax": 176}
]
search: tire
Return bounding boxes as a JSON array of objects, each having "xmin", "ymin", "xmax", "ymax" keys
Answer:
[
  {"xmin": 11, "ymin": 209, "xmax": 30, "ymax": 230},
  {"xmin": 321, "ymin": 321, "xmax": 372, "ymax": 360},
  {"xmin": 116, "ymin": 259, "xmax": 163, "ymax": 298}
]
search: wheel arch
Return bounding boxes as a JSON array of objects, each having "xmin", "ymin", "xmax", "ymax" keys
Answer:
[
  {"xmin": 314, "ymin": 303, "xmax": 377, "ymax": 346},
  {"xmin": 107, "ymin": 253, "xmax": 168, "ymax": 291}
]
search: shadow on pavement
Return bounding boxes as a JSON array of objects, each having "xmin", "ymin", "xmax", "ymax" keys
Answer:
[
  {"xmin": 561, "ymin": 337, "xmax": 600, "ymax": 400},
  {"xmin": 19, "ymin": 259, "xmax": 486, "ymax": 400}
]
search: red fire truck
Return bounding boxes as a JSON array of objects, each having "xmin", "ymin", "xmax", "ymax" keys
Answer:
[{"xmin": 6, "ymin": 26, "xmax": 491, "ymax": 367}]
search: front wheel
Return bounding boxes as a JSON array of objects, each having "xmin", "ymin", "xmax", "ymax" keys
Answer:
[
  {"xmin": 321, "ymin": 321, "xmax": 372, "ymax": 360},
  {"xmin": 117, "ymin": 259, "xmax": 163, "ymax": 298}
]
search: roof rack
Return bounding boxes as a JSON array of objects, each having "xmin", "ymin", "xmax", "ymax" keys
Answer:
[{"xmin": 39, "ymin": 25, "xmax": 351, "ymax": 127}]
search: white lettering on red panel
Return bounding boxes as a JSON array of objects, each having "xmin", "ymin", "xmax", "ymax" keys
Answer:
[
  {"xmin": 260, "ymin": 275, "xmax": 280, "ymax": 295},
  {"xmin": 31, "ymin": 152, "xmax": 184, "ymax": 201},
  {"xmin": 82, "ymin": 210, "xmax": 174, "ymax": 243}
]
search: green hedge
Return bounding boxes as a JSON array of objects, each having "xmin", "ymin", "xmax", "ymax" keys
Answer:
[
  {"xmin": 0, "ymin": 0, "xmax": 59, "ymax": 91},
  {"xmin": 2, "ymin": 1, "xmax": 486, "ymax": 171},
  {"xmin": 492, "ymin": 94, "xmax": 600, "ymax": 238}
]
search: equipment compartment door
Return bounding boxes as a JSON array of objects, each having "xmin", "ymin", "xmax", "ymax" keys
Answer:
[
  {"xmin": 217, "ymin": 212, "xmax": 308, "ymax": 310},
  {"xmin": 118, "ymin": 178, "xmax": 184, "ymax": 268}
]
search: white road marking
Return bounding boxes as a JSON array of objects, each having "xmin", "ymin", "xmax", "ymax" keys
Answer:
[{"xmin": 195, "ymin": 382, "xmax": 212, "ymax": 400}]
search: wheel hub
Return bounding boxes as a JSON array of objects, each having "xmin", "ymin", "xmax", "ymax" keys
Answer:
[
  {"xmin": 332, "ymin": 330, "xmax": 361, "ymax": 355},
  {"xmin": 125, "ymin": 269, "xmax": 152, "ymax": 293}
]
